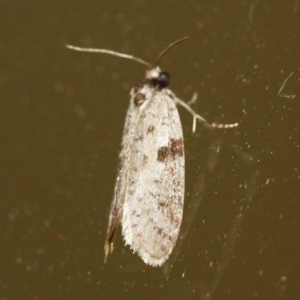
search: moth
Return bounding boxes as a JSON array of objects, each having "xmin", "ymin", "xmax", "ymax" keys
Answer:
[{"xmin": 66, "ymin": 37, "xmax": 238, "ymax": 267}]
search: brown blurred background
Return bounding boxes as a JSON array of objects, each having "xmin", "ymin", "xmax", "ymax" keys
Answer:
[{"xmin": 1, "ymin": 1, "xmax": 299, "ymax": 299}]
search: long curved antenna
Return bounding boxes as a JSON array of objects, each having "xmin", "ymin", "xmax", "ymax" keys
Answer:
[
  {"xmin": 155, "ymin": 36, "xmax": 189, "ymax": 66},
  {"xmin": 66, "ymin": 44, "xmax": 152, "ymax": 68}
]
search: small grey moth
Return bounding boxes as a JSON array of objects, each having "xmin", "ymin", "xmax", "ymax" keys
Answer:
[{"xmin": 66, "ymin": 37, "xmax": 238, "ymax": 267}]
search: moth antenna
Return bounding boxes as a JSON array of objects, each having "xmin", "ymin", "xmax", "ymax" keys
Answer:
[
  {"xmin": 155, "ymin": 36, "xmax": 189, "ymax": 66},
  {"xmin": 66, "ymin": 44, "xmax": 152, "ymax": 68}
]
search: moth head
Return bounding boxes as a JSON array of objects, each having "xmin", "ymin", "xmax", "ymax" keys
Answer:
[{"xmin": 146, "ymin": 66, "xmax": 170, "ymax": 89}]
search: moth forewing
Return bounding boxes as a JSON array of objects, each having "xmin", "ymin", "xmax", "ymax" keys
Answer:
[
  {"xmin": 121, "ymin": 87, "xmax": 185, "ymax": 266},
  {"xmin": 104, "ymin": 86, "xmax": 141, "ymax": 260}
]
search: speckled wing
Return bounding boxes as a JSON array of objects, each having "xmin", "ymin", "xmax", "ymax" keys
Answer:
[
  {"xmin": 122, "ymin": 86, "xmax": 185, "ymax": 267},
  {"xmin": 104, "ymin": 88, "xmax": 141, "ymax": 257}
]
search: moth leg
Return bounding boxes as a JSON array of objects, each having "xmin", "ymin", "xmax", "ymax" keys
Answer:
[
  {"xmin": 186, "ymin": 92, "xmax": 198, "ymax": 106},
  {"xmin": 175, "ymin": 96, "xmax": 239, "ymax": 131}
]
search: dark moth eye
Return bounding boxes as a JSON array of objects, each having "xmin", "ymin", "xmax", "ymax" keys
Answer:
[{"xmin": 158, "ymin": 72, "xmax": 170, "ymax": 88}]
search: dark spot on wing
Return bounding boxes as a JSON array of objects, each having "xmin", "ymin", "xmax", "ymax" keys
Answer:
[
  {"xmin": 134, "ymin": 92, "xmax": 146, "ymax": 106},
  {"xmin": 156, "ymin": 227, "xmax": 163, "ymax": 235},
  {"xmin": 157, "ymin": 146, "xmax": 170, "ymax": 162},
  {"xmin": 157, "ymin": 138, "xmax": 184, "ymax": 162},
  {"xmin": 143, "ymin": 154, "xmax": 148, "ymax": 166},
  {"xmin": 170, "ymin": 138, "xmax": 184, "ymax": 156},
  {"xmin": 147, "ymin": 125, "xmax": 155, "ymax": 134},
  {"xmin": 134, "ymin": 134, "xmax": 144, "ymax": 142}
]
